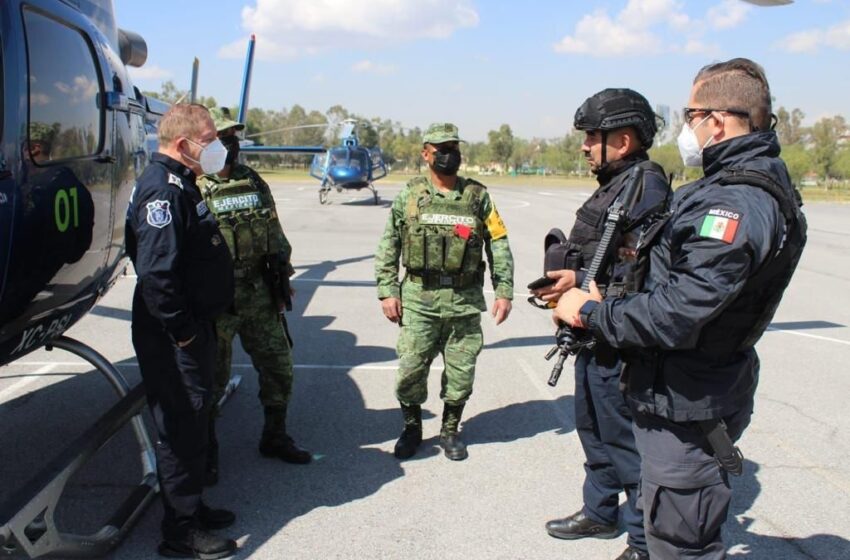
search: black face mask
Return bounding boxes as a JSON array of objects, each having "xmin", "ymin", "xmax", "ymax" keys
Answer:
[
  {"xmin": 220, "ymin": 135, "xmax": 240, "ymax": 166},
  {"xmin": 431, "ymin": 148, "xmax": 461, "ymax": 176}
]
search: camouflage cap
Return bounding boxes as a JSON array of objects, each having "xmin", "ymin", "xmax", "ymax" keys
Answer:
[
  {"xmin": 209, "ymin": 107, "xmax": 245, "ymax": 133},
  {"xmin": 423, "ymin": 122, "xmax": 464, "ymax": 145}
]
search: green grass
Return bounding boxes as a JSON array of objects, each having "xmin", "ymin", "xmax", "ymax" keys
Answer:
[{"xmin": 255, "ymin": 168, "xmax": 850, "ymax": 202}]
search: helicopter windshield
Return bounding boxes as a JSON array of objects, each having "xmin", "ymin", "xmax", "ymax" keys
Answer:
[{"xmin": 328, "ymin": 148, "xmax": 348, "ymax": 165}]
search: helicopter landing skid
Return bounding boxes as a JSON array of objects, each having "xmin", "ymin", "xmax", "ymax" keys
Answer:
[
  {"xmin": 319, "ymin": 185, "xmax": 330, "ymax": 205},
  {"xmin": 369, "ymin": 183, "xmax": 379, "ymax": 205},
  {"xmin": 0, "ymin": 336, "xmax": 157, "ymax": 559}
]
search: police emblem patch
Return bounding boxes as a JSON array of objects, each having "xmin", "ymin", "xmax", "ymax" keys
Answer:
[{"xmin": 146, "ymin": 200, "xmax": 172, "ymax": 228}]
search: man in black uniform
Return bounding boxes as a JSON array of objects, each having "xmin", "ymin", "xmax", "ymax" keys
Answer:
[
  {"xmin": 555, "ymin": 58, "xmax": 807, "ymax": 559},
  {"xmin": 533, "ymin": 89, "xmax": 669, "ymax": 560},
  {"xmin": 126, "ymin": 104, "xmax": 237, "ymax": 559}
]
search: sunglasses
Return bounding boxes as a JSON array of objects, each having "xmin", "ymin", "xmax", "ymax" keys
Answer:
[{"xmin": 683, "ymin": 107, "xmax": 750, "ymax": 124}]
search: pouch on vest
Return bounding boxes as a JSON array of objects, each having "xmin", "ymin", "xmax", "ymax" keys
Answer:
[
  {"xmin": 251, "ymin": 212, "xmax": 270, "ymax": 256},
  {"xmin": 425, "ymin": 232, "xmax": 444, "ymax": 271},
  {"xmin": 544, "ymin": 228, "xmax": 583, "ymax": 272},
  {"xmin": 444, "ymin": 233, "xmax": 467, "ymax": 272},
  {"xmin": 403, "ymin": 225, "xmax": 426, "ymax": 270},
  {"xmin": 218, "ymin": 222, "xmax": 237, "ymax": 260},
  {"xmin": 234, "ymin": 220, "xmax": 254, "ymax": 261}
]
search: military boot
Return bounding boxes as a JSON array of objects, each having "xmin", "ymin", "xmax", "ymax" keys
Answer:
[
  {"xmin": 393, "ymin": 404, "xmax": 422, "ymax": 460},
  {"xmin": 259, "ymin": 406, "xmax": 312, "ymax": 464},
  {"xmin": 439, "ymin": 403, "xmax": 468, "ymax": 461},
  {"xmin": 204, "ymin": 414, "xmax": 219, "ymax": 487}
]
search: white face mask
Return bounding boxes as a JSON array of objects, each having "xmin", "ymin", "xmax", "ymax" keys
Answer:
[
  {"xmin": 185, "ymin": 138, "xmax": 228, "ymax": 174},
  {"xmin": 676, "ymin": 115, "xmax": 716, "ymax": 168}
]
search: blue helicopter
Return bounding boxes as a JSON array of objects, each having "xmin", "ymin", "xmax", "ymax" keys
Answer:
[{"xmin": 309, "ymin": 119, "xmax": 387, "ymax": 205}]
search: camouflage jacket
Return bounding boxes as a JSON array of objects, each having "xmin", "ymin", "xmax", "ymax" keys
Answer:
[{"xmin": 375, "ymin": 176, "xmax": 514, "ymax": 316}]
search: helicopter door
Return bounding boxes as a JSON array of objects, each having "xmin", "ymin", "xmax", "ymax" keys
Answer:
[
  {"xmin": 10, "ymin": 8, "xmax": 105, "ymax": 319},
  {"xmin": 0, "ymin": 48, "xmax": 11, "ymax": 306}
]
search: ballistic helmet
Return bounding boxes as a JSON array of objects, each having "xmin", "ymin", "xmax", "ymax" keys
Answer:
[{"xmin": 573, "ymin": 88, "xmax": 658, "ymax": 149}]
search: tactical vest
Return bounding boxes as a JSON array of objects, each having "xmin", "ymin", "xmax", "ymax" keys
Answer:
[
  {"xmin": 695, "ymin": 168, "xmax": 807, "ymax": 353},
  {"xmin": 200, "ymin": 175, "xmax": 282, "ymax": 266},
  {"xmin": 568, "ymin": 159, "xmax": 667, "ymax": 273},
  {"xmin": 401, "ymin": 178, "xmax": 486, "ymax": 281}
]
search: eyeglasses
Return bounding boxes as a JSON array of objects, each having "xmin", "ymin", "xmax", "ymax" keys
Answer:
[{"xmin": 683, "ymin": 107, "xmax": 750, "ymax": 125}]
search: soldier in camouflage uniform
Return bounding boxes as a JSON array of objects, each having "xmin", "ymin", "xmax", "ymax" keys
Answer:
[
  {"xmin": 375, "ymin": 122, "xmax": 514, "ymax": 461},
  {"xmin": 199, "ymin": 108, "xmax": 311, "ymax": 485}
]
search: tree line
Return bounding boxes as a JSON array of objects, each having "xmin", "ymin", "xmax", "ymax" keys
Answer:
[{"xmin": 145, "ymin": 82, "xmax": 849, "ymax": 186}]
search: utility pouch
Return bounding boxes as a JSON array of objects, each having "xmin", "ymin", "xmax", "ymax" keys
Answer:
[
  {"xmin": 234, "ymin": 220, "xmax": 254, "ymax": 261},
  {"xmin": 403, "ymin": 226, "xmax": 426, "ymax": 270},
  {"xmin": 218, "ymin": 223, "xmax": 237, "ymax": 260},
  {"xmin": 444, "ymin": 234, "xmax": 467, "ymax": 272},
  {"xmin": 251, "ymin": 214, "xmax": 270, "ymax": 256},
  {"xmin": 544, "ymin": 228, "xmax": 583, "ymax": 273},
  {"xmin": 424, "ymin": 232, "xmax": 444, "ymax": 272}
]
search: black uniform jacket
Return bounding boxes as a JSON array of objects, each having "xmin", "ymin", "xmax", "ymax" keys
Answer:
[
  {"xmin": 126, "ymin": 153, "xmax": 234, "ymax": 342},
  {"xmin": 590, "ymin": 132, "xmax": 793, "ymax": 422}
]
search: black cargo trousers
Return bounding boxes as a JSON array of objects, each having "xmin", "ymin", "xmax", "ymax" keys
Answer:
[
  {"xmin": 632, "ymin": 401, "xmax": 754, "ymax": 559},
  {"xmin": 132, "ymin": 318, "xmax": 216, "ymax": 539}
]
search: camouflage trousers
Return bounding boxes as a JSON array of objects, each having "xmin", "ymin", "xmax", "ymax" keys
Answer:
[
  {"xmin": 395, "ymin": 311, "xmax": 483, "ymax": 406},
  {"xmin": 213, "ymin": 276, "xmax": 293, "ymax": 409}
]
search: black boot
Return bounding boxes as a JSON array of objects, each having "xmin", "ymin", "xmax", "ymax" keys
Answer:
[
  {"xmin": 439, "ymin": 403, "xmax": 468, "ymax": 461},
  {"xmin": 158, "ymin": 528, "xmax": 237, "ymax": 559},
  {"xmin": 393, "ymin": 404, "xmax": 422, "ymax": 460},
  {"xmin": 259, "ymin": 406, "xmax": 312, "ymax": 464},
  {"xmin": 204, "ymin": 414, "xmax": 219, "ymax": 487}
]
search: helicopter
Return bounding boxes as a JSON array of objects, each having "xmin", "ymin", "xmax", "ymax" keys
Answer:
[
  {"xmin": 308, "ymin": 119, "xmax": 387, "ymax": 205},
  {"xmin": 0, "ymin": 0, "xmax": 162, "ymax": 556}
]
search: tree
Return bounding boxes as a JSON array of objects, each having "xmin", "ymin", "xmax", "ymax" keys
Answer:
[
  {"xmin": 775, "ymin": 106, "xmax": 805, "ymax": 146},
  {"xmin": 649, "ymin": 144, "xmax": 685, "ymax": 182},
  {"xmin": 779, "ymin": 143, "xmax": 814, "ymax": 186},
  {"xmin": 488, "ymin": 124, "xmax": 514, "ymax": 173},
  {"xmin": 811, "ymin": 115, "xmax": 847, "ymax": 180},
  {"xmin": 832, "ymin": 147, "xmax": 850, "ymax": 182}
]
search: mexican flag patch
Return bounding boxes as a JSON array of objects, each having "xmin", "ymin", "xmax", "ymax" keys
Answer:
[{"xmin": 699, "ymin": 208, "xmax": 740, "ymax": 243}]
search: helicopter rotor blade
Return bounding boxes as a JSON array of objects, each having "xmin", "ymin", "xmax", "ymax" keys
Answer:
[{"xmin": 244, "ymin": 123, "xmax": 330, "ymax": 139}]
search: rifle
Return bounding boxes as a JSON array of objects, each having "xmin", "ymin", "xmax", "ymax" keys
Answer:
[
  {"xmin": 545, "ymin": 165, "xmax": 644, "ymax": 386},
  {"xmin": 263, "ymin": 253, "xmax": 293, "ymax": 312}
]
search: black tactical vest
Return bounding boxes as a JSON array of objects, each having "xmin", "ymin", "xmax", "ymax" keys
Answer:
[{"xmin": 568, "ymin": 159, "xmax": 667, "ymax": 283}]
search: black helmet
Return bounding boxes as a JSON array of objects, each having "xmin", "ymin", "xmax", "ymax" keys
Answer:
[{"xmin": 574, "ymin": 88, "xmax": 658, "ymax": 149}]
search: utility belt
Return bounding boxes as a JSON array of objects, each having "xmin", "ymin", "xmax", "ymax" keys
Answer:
[
  {"xmin": 406, "ymin": 269, "xmax": 483, "ymax": 289},
  {"xmin": 233, "ymin": 261, "xmax": 265, "ymax": 279}
]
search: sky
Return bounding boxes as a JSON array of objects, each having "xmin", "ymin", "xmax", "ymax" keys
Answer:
[{"xmin": 118, "ymin": 0, "xmax": 850, "ymax": 142}]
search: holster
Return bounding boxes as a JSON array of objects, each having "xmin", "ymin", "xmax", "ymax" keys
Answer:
[{"xmin": 698, "ymin": 418, "xmax": 744, "ymax": 476}]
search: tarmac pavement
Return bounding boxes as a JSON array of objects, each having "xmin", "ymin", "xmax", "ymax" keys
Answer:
[{"xmin": 1, "ymin": 179, "xmax": 849, "ymax": 559}]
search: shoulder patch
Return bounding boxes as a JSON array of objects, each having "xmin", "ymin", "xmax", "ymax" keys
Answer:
[
  {"xmin": 146, "ymin": 200, "xmax": 172, "ymax": 229},
  {"xmin": 699, "ymin": 208, "xmax": 741, "ymax": 243},
  {"xmin": 485, "ymin": 206, "xmax": 508, "ymax": 240},
  {"xmin": 168, "ymin": 173, "xmax": 184, "ymax": 190}
]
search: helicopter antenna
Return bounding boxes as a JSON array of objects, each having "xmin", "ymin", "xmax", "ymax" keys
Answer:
[{"xmin": 189, "ymin": 57, "xmax": 199, "ymax": 103}]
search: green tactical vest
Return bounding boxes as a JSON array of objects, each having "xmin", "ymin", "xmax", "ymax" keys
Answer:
[
  {"xmin": 401, "ymin": 177, "xmax": 486, "ymax": 275},
  {"xmin": 200, "ymin": 174, "xmax": 282, "ymax": 266}
]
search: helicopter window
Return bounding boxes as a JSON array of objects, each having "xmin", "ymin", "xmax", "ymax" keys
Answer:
[
  {"xmin": 329, "ymin": 148, "xmax": 348, "ymax": 165},
  {"xmin": 24, "ymin": 9, "xmax": 103, "ymax": 163}
]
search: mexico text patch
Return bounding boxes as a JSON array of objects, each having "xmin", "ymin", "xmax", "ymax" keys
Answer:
[{"xmin": 699, "ymin": 208, "xmax": 740, "ymax": 243}]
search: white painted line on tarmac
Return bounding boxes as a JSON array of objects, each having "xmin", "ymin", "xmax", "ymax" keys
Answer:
[
  {"xmin": 516, "ymin": 357, "xmax": 571, "ymax": 428},
  {"xmin": 0, "ymin": 364, "xmax": 58, "ymax": 400},
  {"xmin": 765, "ymin": 326, "xmax": 850, "ymax": 347}
]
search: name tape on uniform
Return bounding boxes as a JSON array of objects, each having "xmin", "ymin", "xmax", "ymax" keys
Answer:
[
  {"xmin": 420, "ymin": 213, "xmax": 475, "ymax": 226},
  {"xmin": 212, "ymin": 193, "xmax": 261, "ymax": 213}
]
